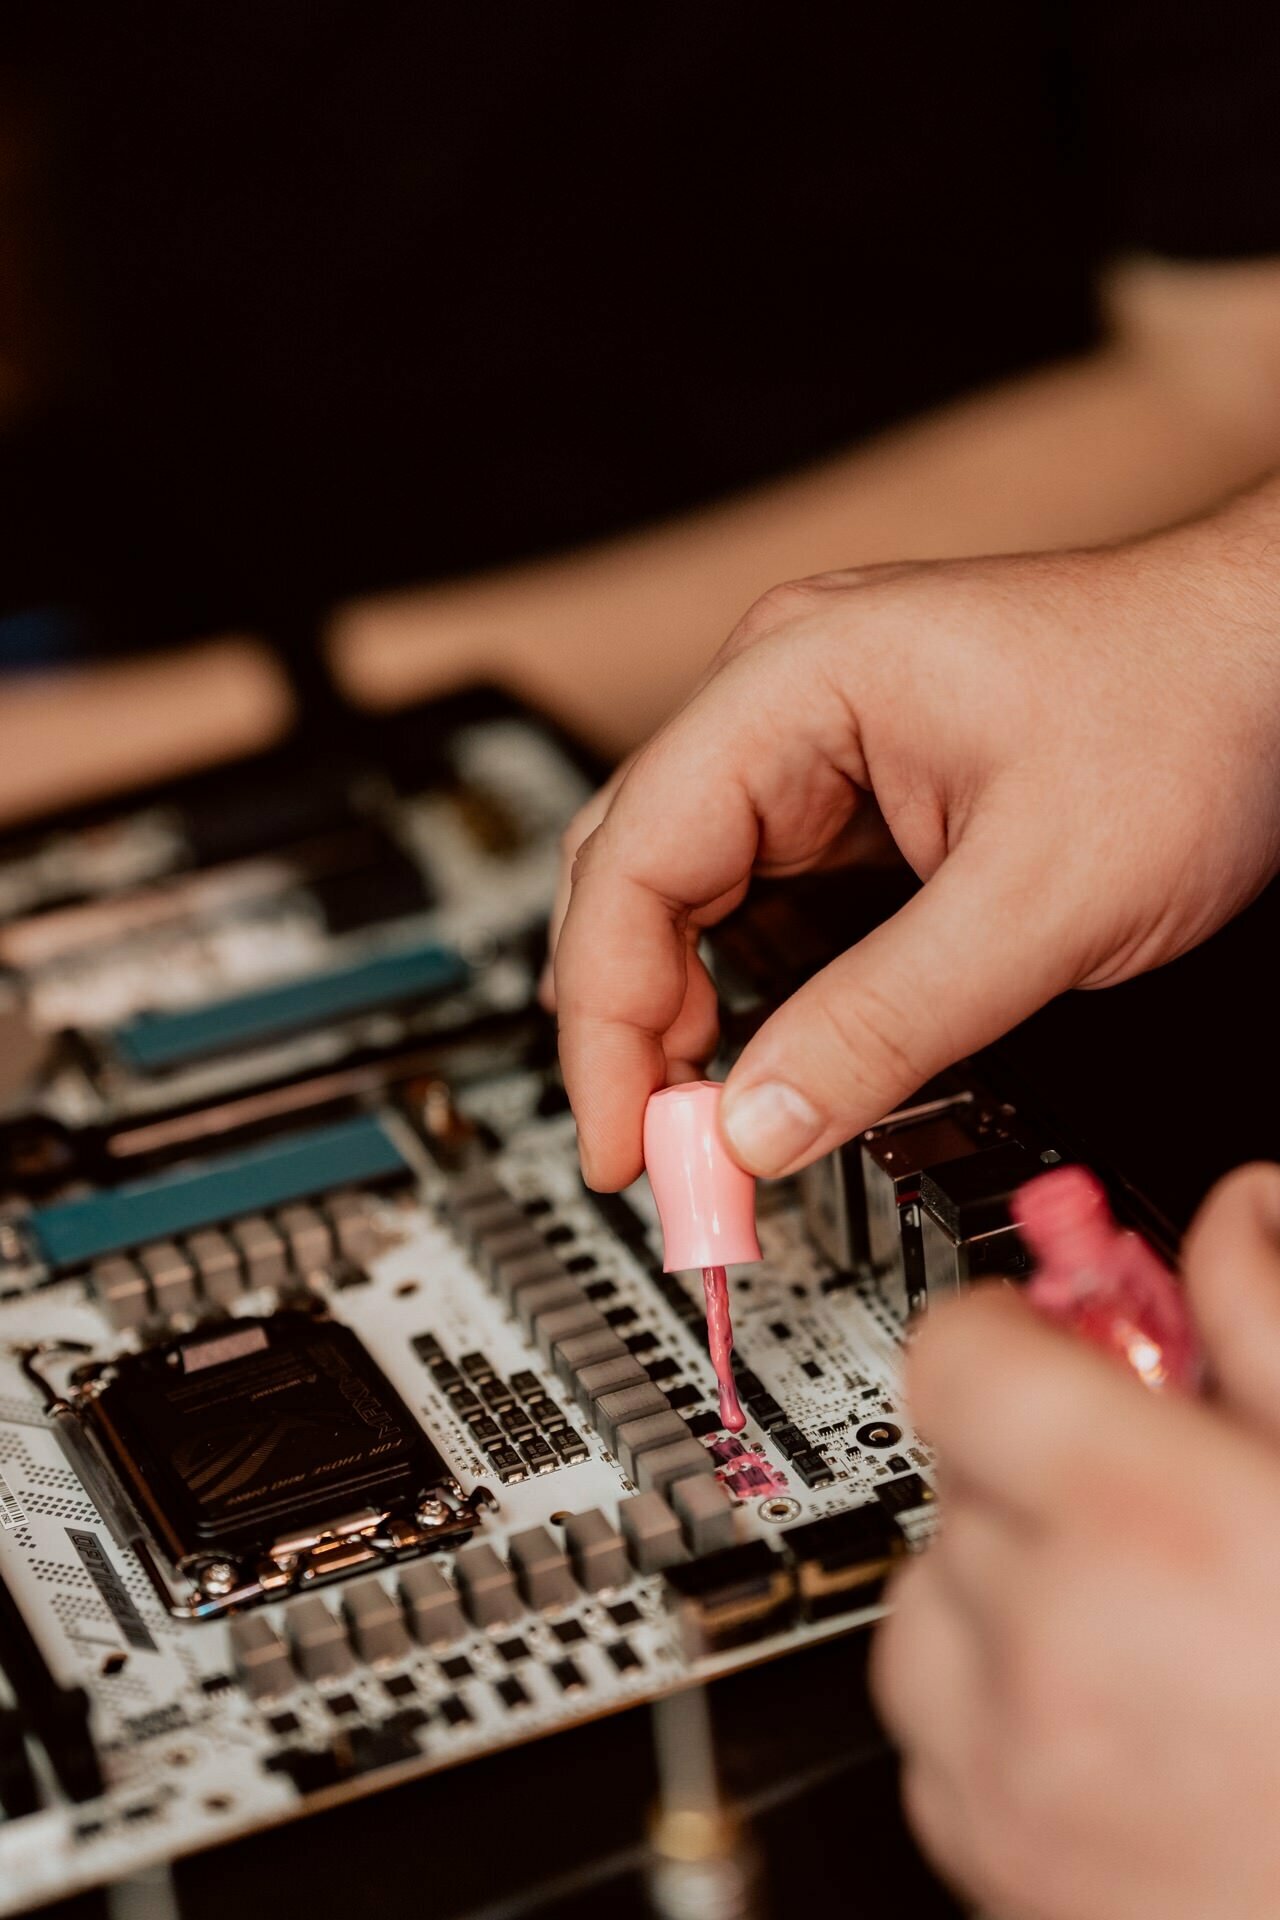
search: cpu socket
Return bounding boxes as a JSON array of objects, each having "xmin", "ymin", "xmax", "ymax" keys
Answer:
[{"xmin": 76, "ymin": 1310, "xmax": 490, "ymax": 1616}]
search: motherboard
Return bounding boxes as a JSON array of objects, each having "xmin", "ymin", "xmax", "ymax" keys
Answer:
[{"xmin": 0, "ymin": 691, "xmax": 1169, "ymax": 1914}]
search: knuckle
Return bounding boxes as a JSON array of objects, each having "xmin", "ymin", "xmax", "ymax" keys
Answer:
[{"xmin": 724, "ymin": 575, "xmax": 825, "ymax": 653}]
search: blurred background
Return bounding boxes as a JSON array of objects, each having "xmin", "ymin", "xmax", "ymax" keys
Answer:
[{"xmin": 1, "ymin": 1, "xmax": 1279, "ymax": 819}]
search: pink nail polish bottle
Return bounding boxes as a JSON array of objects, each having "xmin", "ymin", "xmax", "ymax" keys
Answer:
[
  {"xmin": 1015, "ymin": 1165, "xmax": 1201, "ymax": 1393},
  {"xmin": 644, "ymin": 1080, "xmax": 762, "ymax": 1432}
]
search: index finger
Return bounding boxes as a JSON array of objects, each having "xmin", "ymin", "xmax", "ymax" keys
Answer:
[{"xmin": 554, "ymin": 646, "xmax": 862, "ymax": 1187}]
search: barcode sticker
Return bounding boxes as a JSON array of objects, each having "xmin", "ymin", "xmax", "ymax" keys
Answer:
[{"xmin": 0, "ymin": 1471, "xmax": 26, "ymax": 1529}]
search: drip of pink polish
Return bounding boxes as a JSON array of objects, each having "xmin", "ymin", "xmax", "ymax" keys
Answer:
[
  {"xmin": 701, "ymin": 1265, "xmax": 745, "ymax": 1432},
  {"xmin": 643, "ymin": 1080, "xmax": 761, "ymax": 1435}
]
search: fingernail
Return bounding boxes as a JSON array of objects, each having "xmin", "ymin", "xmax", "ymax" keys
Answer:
[{"xmin": 721, "ymin": 1081, "xmax": 822, "ymax": 1175}]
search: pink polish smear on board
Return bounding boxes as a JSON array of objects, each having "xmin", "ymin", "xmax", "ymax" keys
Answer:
[{"xmin": 701, "ymin": 1265, "xmax": 745, "ymax": 1431}]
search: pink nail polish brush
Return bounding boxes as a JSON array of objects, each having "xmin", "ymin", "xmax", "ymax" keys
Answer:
[
  {"xmin": 1015, "ymin": 1164, "xmax": 1202, "ymax": 1393},
  {"xmin": 643, "ymin": 1080, "xmax": 761, "ymax": 1433}
]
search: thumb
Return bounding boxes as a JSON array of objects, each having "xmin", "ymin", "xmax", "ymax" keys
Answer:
[
  {"xmin": 1182, "ymin": 1162, "xmax": 1280, "ymax": 1444},
  {"xmin": 720, "ymin": 840, "xmax": 1078, "ymax": 1176}
]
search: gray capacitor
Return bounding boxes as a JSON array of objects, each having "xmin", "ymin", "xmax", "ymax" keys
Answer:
[
  {"xmin": 454, "ymin": 1541, "xmax": 523, "ymax": 1628},
  {"xmin": 554, "ymin": 1328, "xmax": 627, "ymax": 1385},
  {"xmin": 231, "ymin": 1215, "xmax": 288, "ymax": 1290},
  {"xmin": 573, "ymin": 1354, "xmax": 648, "ymax": 1410},
  {"xmin": 277, "ymin": 1203, "xmax": 333, "ymax": 1275},
  {"xmin": 533, "ymin": 1301, "xmax": 605, "ymax": 1364},
  {"xmin": 343, "ymin": 1576, "xmax": 411, "ymax": 1664},
  {"xmin": 562, "ymin": 1509, "xmax": 629, "ymax": 1592},
  {"xmin": 480, "ymin": 1225, "xmax": 548, "ymax": 1282},
  {"xmin": 617, "ymin": 1410, "xmax": 690, "ymax": 1480},
  {"xmin": 400, "ymin": 1561, "xmax": 466, "ymax": 1645},
  {"xmin": 326, "ymin": 1192, "xmax": 379, "ymax": 1264},
  {"xmin": 444, "ymin": 1167, "xmax": 507, "ymax": 1220},
  {"xmin": 671, "ymin": 1472, "xmax": 735, "ymax": 1554},
  {"xmin": 637, "ymin": 1438, "xmax": 717, "ymax": 1498},
  {"xmin": 514, "ymin": 1276, "xmax": 583, "ymax": 1337},
  {"xmin": 186, "ymin": 1228, "xmax": 243, "ymax": 1306},
  {"xmin": 619, "ymin": 1491, "xmax": 686, "ymax": 1572},
  {"xmin": 593, "ymin": 1382, "xmax": 671, "ymax": 1454},
  {"xmin": 91, "ymin": 1255, "xmax": 150, "ymax": 1329},
  {"xmin": 287, "ymin": 1596, "xmax": 354, "ymax": 1684},
  {"xmin": 493, "ymin": 1247, "xmax": 566, "ymax": 1306},
  {"xmin": 229, "ymin": 1614, "xmax": 295, "ymax": 1700},
  {"xmin": 457, "ymin": 1198, "xmax": 526, "ymax": 1255},
  {"xmin": 139, "ymin": 1240, "xmax": 197, "ymax": 1315},
  {"xmin": 508, "ymin": 1525, "xmax": 576, "ymax": 1610}
]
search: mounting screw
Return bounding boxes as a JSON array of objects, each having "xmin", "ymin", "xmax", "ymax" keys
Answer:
[
  {"xmin": 197, "ymin": 1561, "xmax": 238, "ymax": 1598},
  {"xmin": 416, "ymin": 1497, "xmax": 451, "ymax": 1529}
]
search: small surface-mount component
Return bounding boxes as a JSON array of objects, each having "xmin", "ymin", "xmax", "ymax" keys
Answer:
[
  {"xmin": 91, "ymin": 1255, "xmax": 150, "ymax": 1329},
  {"xmin": 508, "ymin": 1525, "xmax": 576, "ymax": 1610},
  {"xmin": 479, "ymin": 1376, "xmax": 517, "ymax": 1412},
  {"xmin": 526, "ymin": 1396, "xmax": 567, "ymax": 1433},
  {"xmin": 792, "ymin": 1452, "xmax": 835, "ymax": 1489},
  {"xmin": 276, "ymin": 1203, "xmax": 333, "ymax": 1276},
  {"xmin": 491, "ymin": 1445, "xmax": 527, "ymax": 1483},
  {"xmin": 326, "ymin": 1192, "xmax": 379, "ymax": 1265},
  {"xmin": 492, "ymin": 1248, "xmax": 566, "ymax": 1307},
  {"xmin": 229, "ymin": 1216, "xmax": 289, "ymax": 1290},
  {"xmin": 616, "ymin": 1409, "xmax": 687, "ymax": 1479},
  {"xmin": 606, "ymin": 1639, "xmax": 642, "ymax": 1674},
  {"xmin": 551, "ymin": 1657, "xmax": 586, "ymax": 1692},
  {"xmin": 186, "ymin": 1227, "xmax": 243, "ymax": 1306},
  {"xmin": 573, "ymin": 1353, "xmax": 648, "ymax": 1409},
  {"xmin": 785, "ymin": 1504, "xmax": 902, "ymax": 1619},
  {"xmin": 454, "ymin": 1542, "xmax": 523, "ymax": 1629},
  {"xmin": 438, "ymin": 1693, "xmax": 472, "ymax": 1727},
  {"xmin": 495, "ymin": 1676, "xmax": 531, "ymax": 1711},
  {"xmin": 469, "ymin": 1414, "xmax": 504, "ymax": 1449},
  {"xmin": 343, "ymin": 1576, "xmax": 411, "ymax": 1665},
  {"xmin": 557, "ymin": 1331, "xmax": 630, "ymax": 1388},
  {"xmin": 535, "ymin": 1301, "xmax": 607, "ymax": 1365},
  {"xmin": 551, "ymin": 1618, "xmax": 588, "ymax": 1645},
  {"xmin": 520, "ymin": 1436, "xmax": 556, "ymax": 1474},
  {"xmin": 551, "ymin": 1427, "xmax": 589, "ymax": 1464},
  {"xmin": 230, "ymin": 1615, "xmax": 294, "ymax": 1699},
  {"xmin": 619, "ymin": 1491, "xmax": 686, "ymax": 1573},
  {"xmin": 514, "ymin": 1277, "xmax": 584, "ymax": 1338},
  {"xmin": 636, "ymin": 1437, "xmax": 716, "ymax": 1497},
  {"xmin": 288, "ymin": 1596, "xmax": 355, "ymax": 1684},
  {"xmin": 744, "ymin": 1393, "xmax": 787, "ymax": 1432},
  {"xmin": 771, "ymin": 1425, "xmax": 808, "ymax": 1462},
  {"xmin": 138, "ymin": 1240, "xmax": 197, "ymax": 1315},
  {"xmin": 670, "ymin": 1473, "xmax": 736, "ymax": 1555},
  {"xmin": 664, "ymin": 1540, "xmax": 794, "ymax": 1658},
  {"xmin": 594, "ymin": 1381, "xmax": 671, "ymax": 1454},
  {"xmin": 562, "ymin": 1509, "xmax": 628, "ymax": 1591},
  {"xmin": 509, "ymin": 1369, "xmax": 542, "ymax": 1398}
]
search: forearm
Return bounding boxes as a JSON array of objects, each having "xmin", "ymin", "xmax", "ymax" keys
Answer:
[{"xmin": 332, "ymin": 257, "xmax": 1280, "ymax": 754}]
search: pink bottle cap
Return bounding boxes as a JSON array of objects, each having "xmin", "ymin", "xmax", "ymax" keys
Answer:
[{"xmin": 643, "ymin": 1080, "xmax": 762, "ymax": 1272}]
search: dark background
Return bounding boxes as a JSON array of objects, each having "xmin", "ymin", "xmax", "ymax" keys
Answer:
[{"xmin": 5, "ymin": 1, "xmax": 1278, "ymax": 664}]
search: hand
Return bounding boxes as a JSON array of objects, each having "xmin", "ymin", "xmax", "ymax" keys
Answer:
[
  {"xmin": 871, "ymin": 1162, "xmax": 1280, "ymax": 1920},
  {"xmin": 548, "ymin": 493, "xmax": 1280, "ymax": 1190}
]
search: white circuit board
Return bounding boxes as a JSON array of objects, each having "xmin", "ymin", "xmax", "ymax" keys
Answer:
[{"xmin": 0, "ymin": 1089, "xmax": 929, "ymax": 1915}]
